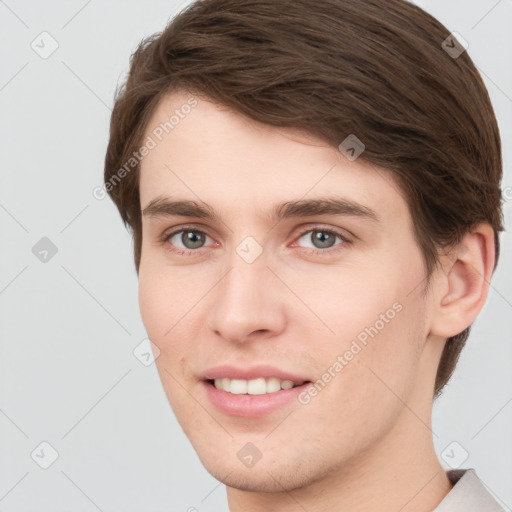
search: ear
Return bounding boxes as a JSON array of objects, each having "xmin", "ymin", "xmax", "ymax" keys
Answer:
[{"xmin": 429, "ymin": 223, "xmax": 496, "ymax": 338}]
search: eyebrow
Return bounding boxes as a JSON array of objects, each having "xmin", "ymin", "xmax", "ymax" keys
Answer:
[{"xmin": 141, "ymin": 196, "xmax": 380, "ymax": 223}]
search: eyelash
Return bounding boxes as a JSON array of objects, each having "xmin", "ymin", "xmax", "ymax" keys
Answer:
[{"xmin": 160, "ymin": 224, "xmax": 351, "ymax": 257}]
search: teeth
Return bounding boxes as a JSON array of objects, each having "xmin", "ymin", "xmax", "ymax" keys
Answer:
[
  {"xmin": 212, "ymin": 377, "xmax": 304, "ymax": 395},
  {"xmin": 220, "ymin": 378, "xmax": 231, "ymax": 392},
  {"xmin": 230, "ymin": 379, "xmax": 247, "ymax": 394},
  {"xmin": 266, "ymin": 377, "xmax": 281, "ymax": 393},
  {"xmin": 247, "ymin": 378, "xmax": 266, "ymax": 395}
]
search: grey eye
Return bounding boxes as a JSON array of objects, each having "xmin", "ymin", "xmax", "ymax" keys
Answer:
[
  {"xmin": 298, "ymin": 230, "xmax": 340, "ymax": 249},
  {"xmin": 171, "ymin": 230, "xmax": 209, "ymax": 250}
]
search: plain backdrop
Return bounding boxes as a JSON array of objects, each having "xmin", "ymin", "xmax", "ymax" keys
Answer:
[{"xmin": 0, "ymin": 1, "xmax": 511, "ymax": 511}]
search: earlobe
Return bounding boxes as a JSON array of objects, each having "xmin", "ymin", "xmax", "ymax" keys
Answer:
[{"xmin": 430, "ymin": 223, "xmax": 495, "ymax": 338}]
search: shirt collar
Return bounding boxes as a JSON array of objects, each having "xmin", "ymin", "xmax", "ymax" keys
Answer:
[{"xmin": 433, "ymin": 468, "xmax": 505, "ymax": 511}]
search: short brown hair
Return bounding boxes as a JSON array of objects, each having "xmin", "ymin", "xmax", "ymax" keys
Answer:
[{"xmin": 104, "ymin": 0, "xmax": 504, "ymax": 397}]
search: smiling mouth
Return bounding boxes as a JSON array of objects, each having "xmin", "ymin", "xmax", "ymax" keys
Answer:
[{"xmin": 206, "ymin": 377, "xmax": 310, "ymax": 395}]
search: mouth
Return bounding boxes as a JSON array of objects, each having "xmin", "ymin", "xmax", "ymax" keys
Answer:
[
  {"xmin": 201, "ymin": 376, "xmax": 312, "ymax": 418},
  {"xmin": 206, "ymin": 377, "xmax": 309, "ymax": 395},
  {"xmin": 199, "ymin": 365, "xmax": 313, "ymax": 417}
]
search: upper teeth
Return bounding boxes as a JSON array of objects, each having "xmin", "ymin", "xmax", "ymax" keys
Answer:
[{"xmin": 213, "ymin": 377, "xmax": 304, "ymax": 395}]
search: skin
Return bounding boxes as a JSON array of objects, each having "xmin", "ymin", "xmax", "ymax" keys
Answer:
[{"xmin": 137, "ymin": 90, "xmax": 495, "ymax": 512}]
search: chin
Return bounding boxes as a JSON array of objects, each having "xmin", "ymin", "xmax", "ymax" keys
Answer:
[
  {"xmin": 195, "ymin": 445, "xmax": 333, "ymax": 494},
  {"xmin": 207, "ymin": 464, "xmax": 310, "ymax": 493}
]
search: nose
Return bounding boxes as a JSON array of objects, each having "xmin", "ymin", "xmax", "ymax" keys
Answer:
[{"xmin": 206, "ymin": 245, "xmax": 287, "ymax": 344}]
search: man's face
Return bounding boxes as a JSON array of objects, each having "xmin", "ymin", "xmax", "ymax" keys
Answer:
[{"xmin": 138, "ymin": 91, "xmax": 435, "ymax": 492}]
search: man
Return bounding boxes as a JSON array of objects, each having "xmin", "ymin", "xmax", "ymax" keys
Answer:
[{"xmin": 103, "ymin": 0, "xmax": 505, "ymax": 510}]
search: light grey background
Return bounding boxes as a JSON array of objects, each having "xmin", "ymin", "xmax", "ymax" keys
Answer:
[{"xmin": 0, "ymin": 1, "xmax": 511, "ymax": 511}]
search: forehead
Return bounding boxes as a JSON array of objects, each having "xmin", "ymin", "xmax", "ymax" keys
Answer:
[{"xmin": 139, "ymin": 91, "xmax": 409, "ymax": 225}]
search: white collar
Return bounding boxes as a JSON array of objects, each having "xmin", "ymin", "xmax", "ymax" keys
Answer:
[{"xmin": 433, "ymin": 468, "xmax": 505, "ymax": 511}]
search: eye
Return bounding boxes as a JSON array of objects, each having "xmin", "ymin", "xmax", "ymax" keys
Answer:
[
  {"xmin": 294, "ymin": 227, "xmax": 349, "ymax": 254},
  {"xmin": 161, "ymin": 227, "xmax": 214, "ymax": 255}
]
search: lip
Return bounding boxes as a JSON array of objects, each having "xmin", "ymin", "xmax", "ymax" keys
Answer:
[
  {"xmin": 199, "ymin": 364, "xmax": 310, "ymax": 382},
  {"xmin": 199, "ymin": 364, "xmax": 312, "ymax": 418},
  {"xmin": 201, "ymin": 380, "xmax": 311, "ymax": 418}
]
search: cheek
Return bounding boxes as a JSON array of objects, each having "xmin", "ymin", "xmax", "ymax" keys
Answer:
[
  {"xmin": 285, "ymin": 259, "xmax": 403, "ymax": 347},
  {"xmin": 298, "ymin": 301, "xmax": 426, "ymax": 454},
  {"xmin": 299, "ymin": 251, "xmax": 427, "ymax": 413},
  {"xmin": 138, "ymin": 268, "xmax": 167, "ymax": 341},
  {"xmin": 138, "ymin": 266, "xmax": 189, "ymax": 365},
  {"xmin": 138, "ymin": 266, "xmax": 195, "ymax": 411},
  {"xmin": 138, "ymin": 260, "xmax": 210, "ymax": 382},
  {"xmin": 138, "ymin": 257, "xmax": 200, "ymax": 340}
]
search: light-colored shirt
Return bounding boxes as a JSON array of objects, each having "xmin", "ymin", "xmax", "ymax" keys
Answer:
[{"xmin": 434, "ymin": 468, "xmax": 505, "ymax": 511}]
